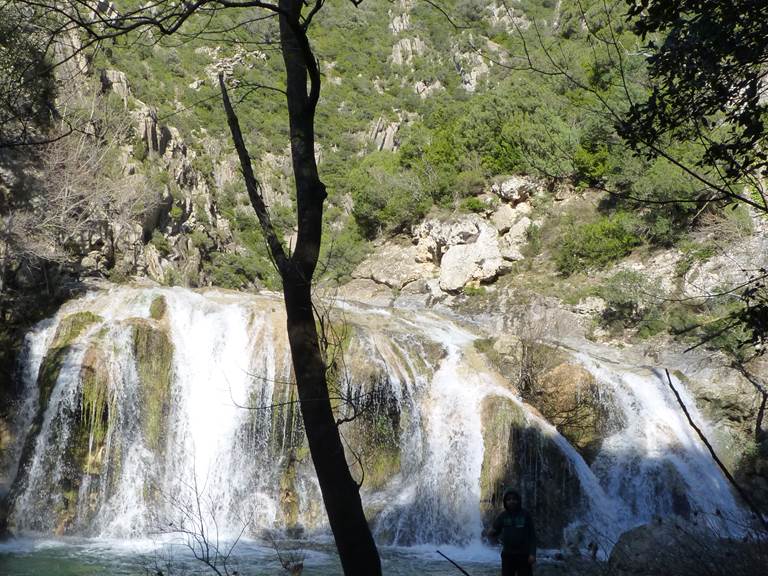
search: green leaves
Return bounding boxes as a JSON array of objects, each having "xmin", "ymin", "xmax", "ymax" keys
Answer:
[{"xmin": 555, "ymin": 211, "xmax": 642, "ymax": 275}]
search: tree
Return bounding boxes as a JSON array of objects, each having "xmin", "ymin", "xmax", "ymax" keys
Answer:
[
  {"xmin": 0, "ymin": 2, "xmax": 57, "ymax": 148},
  {"xmin": 17, "ymin": 1, "xmax": 382, "ymax": 573},
  {"xmin": 623, "ymin": 0, "xmax": 768, "ymax": 194}
]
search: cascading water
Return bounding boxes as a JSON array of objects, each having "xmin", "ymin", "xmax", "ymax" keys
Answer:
[
  {"xmin": 1, "ymin": 285, "xmax": 753, "ymax": 552},
  {"xmin": 571, "ymin": 350, "xmax": 751, "ymax": 536}
]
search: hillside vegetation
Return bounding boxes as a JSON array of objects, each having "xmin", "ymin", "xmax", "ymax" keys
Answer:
[{"xmin": 0, "ymin": 0, "xmax": 765, "ymax": 361}]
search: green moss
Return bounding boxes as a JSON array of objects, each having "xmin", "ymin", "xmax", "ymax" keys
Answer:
[
  {"xmin": 346, "ymin": 385, "xmax": 402, "ymax": 490},
  {"xmin": 51, "ymin": 312, "xmax": 102, "ymax": 350},
  {"xmin": 363, "ymin": 446, "xmax": 401, "ymax": 491},
  {"xmin": 38, "ymin": 312, "xmax": 102, "ymax": 407},
  {"xmin": 131, "ymin": 320, "xmax": 173, "ymax": 451},
  {"xmin": 479, "ymin": 396, "xmax": 526, "ymax": 518},
  {"xmin": 149, "ymin": 296, "xmax": 167, "ymax": 320},
  {"xmin": 80, "ymin": 348, "xmax": 110, "ymax": 449}
]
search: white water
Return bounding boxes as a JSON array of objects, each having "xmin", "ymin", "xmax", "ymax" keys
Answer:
[{"xmin": 2, "ymin": 286, "xmax": 753, "ymax": 552}]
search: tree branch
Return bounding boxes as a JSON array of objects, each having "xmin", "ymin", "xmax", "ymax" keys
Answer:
[
  {"xmin": 664, "ymin": 368, "xmax": 768, "ymax": 530},
  {"xmin": 218, "ymin": 72, "xmax": 290, "ymax": 275}
]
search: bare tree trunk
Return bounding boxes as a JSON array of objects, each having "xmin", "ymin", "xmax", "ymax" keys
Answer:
[
  {"xmin": 220, "ymin": 1, "xmax": 382, "ymax": 572},
  {"xmin": 277, "ymin": 2, "xmax": 381, "ymax": 571},
  {"xmin": 283, "ymin": 279, "xmax": 381, "ymax": 574}
]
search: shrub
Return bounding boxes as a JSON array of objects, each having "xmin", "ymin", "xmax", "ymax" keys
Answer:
[
  {"xmin": 598, "ymin": 270, "xmax": 662, "ymax": 335},
  {"xmin": 460, "ymin": 197, "xmax": 486, "ymax": 213},
  {"xmin": 349, "ymin": 152, "xmax": 429, "ymax": 239},
  {"xmin": 555, "ymin": 212, "xmax": 642, "ymax": 275},
  {"xmin": 150, "ymin": 230, "xmax": 172, "ymax": 256},
  {"xmin": 203, "ymin": 252, "xmax": 279, "ymax": 290}
]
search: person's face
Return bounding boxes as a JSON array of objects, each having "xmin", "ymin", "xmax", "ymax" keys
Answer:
[{"xmin": 504, "ymin": 494, "xmax": 521, "ymax": 511}]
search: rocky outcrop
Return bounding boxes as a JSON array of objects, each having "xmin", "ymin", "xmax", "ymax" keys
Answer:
[
  {"xmin": 391, "ymin": 37, "xmax": 426, "ymax": 66},
  {"xmin": 682, "ymin": 215, "xmax": 768, "ymax": 298},
  {"xmin": 437, "ymin": 220, "xmax": 509, "ymax": 291},
  {"xmin": 453, "ymin": 49, "xmax": 490, "ymax": 92},
  {"xmin": 99, "ymin": 69, "xmax": 131, "ymax": 107},
  {"xmin": 343, "ymin": 180, "xmax": 542, "ymax": 298},
  {"xmin": 368, "ymin": 116, "xmax": 401, "ymax": 152},
  {"xmin": 351, "ymin": 241, "xmax": 437, "ymax": 291},
  {"xmin": 487, "ymin": 2, "xmax": 531, "ymax": 32},
  {"xmin": 413, "ymin": 214, "xmax": 523, "ymax": 292},
  {"xmin": 414, "ymin": 79, "xmax": 443, "ymax": 98},
  {"xmin": 388, "ymin": 0, "xmax": 412, "ymax": 34}
]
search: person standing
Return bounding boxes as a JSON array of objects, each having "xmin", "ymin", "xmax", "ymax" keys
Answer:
[{"xmin": 485, "ymin": 489, "xmax": 537, "ymax": 576}]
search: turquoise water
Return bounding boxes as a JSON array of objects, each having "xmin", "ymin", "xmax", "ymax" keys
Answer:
[{"xmin": 0, "ymin": 538, "xmax": 503, "ymax": 576}]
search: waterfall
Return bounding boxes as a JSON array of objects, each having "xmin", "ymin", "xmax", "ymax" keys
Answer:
[{"xmin": 1, "ymin": 286, "xmax": 752, "ymax": 550}]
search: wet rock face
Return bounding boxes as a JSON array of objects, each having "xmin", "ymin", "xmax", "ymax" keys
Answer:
[
  {"xmin": 479, "ymin": 396, "xmax": 582, "ymax": 548},
  {"xmin": 531, "ymin": 363, "xmax": 615, "ymax": 464}
]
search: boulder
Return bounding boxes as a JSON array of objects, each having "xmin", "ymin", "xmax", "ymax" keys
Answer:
[
  {"xmin": 608, "ymin": 519, "xmax": 758, "ymax": 576},
  {"xmin": 500, "ymin": 216, "xmax": 532, "ymax": 261},
  {"xmin": 491, "ymin": 175, "xmax": 539, "ymax": 204},
  {"xmin": 439, "ymin": 222, "xmax": 508, "ymax": 292},
  {"xmin": 353, "ymin": 242, "xmax": 437, "ymax": 290},
  {"xmin": 80, "ymin": 251, "xmax": 107, "ymax": 275},
  {"xmin": 100, "ymin": 69, "xmax": 131, "ymax": 107},
  {"xmin": 412, "ymin": 215, "xmax": 483, "ymax": 263},
  {"xmin": 490, "ymin": 203, "xmax": 516, "ymax": 233},
  {"xmin": 393, "ymin": 278, "xmax": 446, "ymax": 308}
]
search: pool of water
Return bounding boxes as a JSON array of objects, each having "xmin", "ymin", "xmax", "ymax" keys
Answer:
[{"xmin": 0, "ymin": 537, "xmax": 507, "ymax": 576}]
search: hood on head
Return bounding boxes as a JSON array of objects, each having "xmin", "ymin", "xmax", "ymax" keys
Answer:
[{"xmin": 502, "ymin": 488, "xmax": 522, "ymax": 512}]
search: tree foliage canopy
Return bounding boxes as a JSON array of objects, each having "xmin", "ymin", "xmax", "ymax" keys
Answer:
[{"xmin": 623, "ymin": 0, "xmax": 768, "ymax": 186}]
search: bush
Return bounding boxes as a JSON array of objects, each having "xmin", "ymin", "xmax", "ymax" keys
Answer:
[
  {"xmin": 150, "ymin": 230, "xmax": 172, "ymax": 256},
  {"xmin": 348, "ymin": 152, "xmax": 429, "ymax": 239},
  {"xmin": 556, "ymin": 212, "xmax": 642, "ymax": 275},
  {"xmin": 203, "ymin": 252, "xmax": 279, "ymax": 290},
  {"xmin": 598, "ymin": 270, "xmax": 648, "ymax": 322},
  {"xmin": 598, "ymin": 270, "xmax": 663, "ymax": 336},
  {"xmin": 460, "ymin": 197, "xmax": 486, "ymax": 213}
]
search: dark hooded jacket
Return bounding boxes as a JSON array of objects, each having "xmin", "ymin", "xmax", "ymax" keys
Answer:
[{"xmin": 492, "ymin": 490, "xmax": 536, "ymax": 557}]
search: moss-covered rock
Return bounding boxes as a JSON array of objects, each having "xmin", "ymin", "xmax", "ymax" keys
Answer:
[
  {"xmin": 734, "ymin": 437, "xmax": 768, "ymax": 516},
  {"xmin": 130, "ymin": 319, "xmax": 173, "ymax": 451},
  {"xmin": 2, "ymin": 311, "xmax": 104, "ymax": 535},
  {"xmin": 80, "ymin": 347, "xmax": 111, "ymax": 452},
  {"xmin": 479, "ymin": 396, "xmax": 526, "ymax": 520},
  {"xmin": 279, "ymin": 452, "xmax": 300, "ymax": 529},
  {"xmin": 149, "ymin": 295, "xmax": 167, "ymax": 320},
  {"xmin": 51, "ymin": 312, "xmax": 102, "ymax": 349},
  {"xmin": 38, "ymin": 312, "xmax": 102, "ymax": 408}
]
